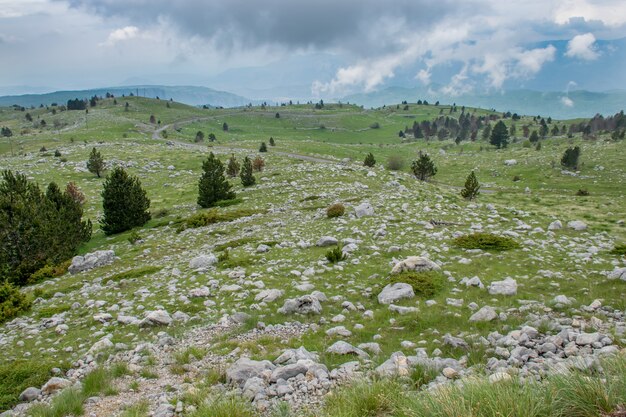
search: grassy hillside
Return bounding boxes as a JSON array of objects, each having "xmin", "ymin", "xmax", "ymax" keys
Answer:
[{"xmin": 0, "ymin": 97, "xmax": 624, "ymax": 416}]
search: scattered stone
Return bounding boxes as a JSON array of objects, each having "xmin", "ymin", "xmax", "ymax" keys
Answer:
[
  {"xmin": 354, "ymin": 202, "xmax": 375, "ymax": 218},
  {"xmin": 488, "ymin": 278, "xmax": 518, "ymax": 296},
  {"xmin": 68, "ymin": 250, "xmax": 116, "ymax": 274},
  {"xmin": 469, "ymin": 306, "xmax": 497, "ymax": 322},
  {"xmin": 391, "ymin": 256, "xmax": 440, "ymax": 274},
  {"xmin": 278, "ymin": 295, "xmax": 322, "ymax": 315},
  {"xmin": 378, "ymin": 283, "xmax": 415, "ymax": 305},
  {"xmin": 188, "ymin": 254, "xmax": 217, "ymax": 270}
]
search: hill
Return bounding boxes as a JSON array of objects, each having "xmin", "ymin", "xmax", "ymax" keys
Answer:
[
  {"xmin": 0, "ymin": 97, "xmax": 624, "ymax": 416},
  {"xmin": 0, "ymin": 85, "xmax": 254, "ymax": 109}
]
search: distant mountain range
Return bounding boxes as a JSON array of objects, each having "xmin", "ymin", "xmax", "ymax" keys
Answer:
[
  {"xmin": 0, "ymin": 84, "xmax": 623, "ymax": 120},
  {"xmin": 0, "ymin": 85, "xmax": 254, "ymax": 109}
]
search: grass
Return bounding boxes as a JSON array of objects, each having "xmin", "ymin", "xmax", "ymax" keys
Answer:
[
  {"xmin": 0, "ymin": 360, "xmax": 56, "ymax": 411},
  {"xmin": 388, "ymin": 271, "xmax": 447, "ymax": 297},
  {"xmin": 29, "ymin": 388, "xmax": 84, "ymax": 417},
  {"xmin": 103, "ymin": 266, "xmax": 162, "ymax": 284},
  {"xmin": 189, "ymin": 394, "xmax": 256, "ymax": 417},
  {"xmin": 318, "ymin": 355, "xmax": 626, "ymax": 417},
  {"xmin": 178, "ymin": 208, "xmax": 262, "ymax": 232},
  {"xmin": 82, "ymin": 367, "xmax": 117, "ymax": 397},
  {"xmin": 120, "ymin": 401, "xmax": 149, "ymax": 417},
  {"xmin": 453, "ymin": 233, "xmax": 520, "ymax": 251}
]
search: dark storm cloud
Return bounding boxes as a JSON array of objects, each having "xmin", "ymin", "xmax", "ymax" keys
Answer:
[{"xmin": 60, "ymin": 0, "xmax": 474, "ymax": 53}]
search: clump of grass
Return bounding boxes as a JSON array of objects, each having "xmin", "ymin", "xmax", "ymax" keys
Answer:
[
  {"xmin": 178, "ymin": 208, "xmax": 261, "ymax": 232},
  {"xmin": 189, "ymin": 394, "xmax": 256, "ymax": 417},
  {"xmin": 453, "ymin": 233, "xmax": 519, "ymax": 251},
  {"xmin": 35, "ymin": 303, "xmax": 71, "ymax": 319},
  {"xmin": 127, "ymin": 230, "xmax": 142, "ymax": 244},
  {"xmin": 82, "ymin": 367, "xmax": 117, "ymax": 397},
  {"xmin": 576, "ymin": 188, "xmax": 590, "ymax": 196},
  {"xmin": 410, "ymin": 364, "xmax": 439, "ymax": 388},
  {"xmin": 610, "ymin": 244, "xmax": 626, "ymax": 256},
  {"xmin": 322, "ymin": 379, "xmax": 405, "ymax": 417},
  {"xmin": 205, "ymin": 367, "xmax": 227, "ymax": 385},
  {"xmin": 120, "ymin": 401, "xmax": 149, "ymax": 417},
  {"xmin": 111, "ymin": 362, "xmax": 131, "ymax": 378},
  {"xmin": 389, "ymin": 271, "xmax": 446, "ymax": 297},
  {"xmin": 0, "ymin": 360, "xmax": 57, "ymax": 411},
  {"xmin": 29, "ymin": 387, "xmax": 84, "ymax": 417},
  {"xmin": 214, "ymin": 237, "xmax": 256, "ymax": 252},
  {"xmin": 301, "ymin": 195, "xmax": 321, "ymax": 202},
  {"xmin": 104, "ymin": 266, "xmax": 162, "ymax": 284},
  {"xmin": 326, "ymin": 203, "xmax": 345, "ymax": 218},
  {"xmin": 325, "ymin": 246, "xmax": 346, "ymax": 263}
]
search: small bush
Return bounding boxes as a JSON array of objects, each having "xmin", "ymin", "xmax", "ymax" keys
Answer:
[
  {"xmin": 453, "ymin": 233, "xmax": 519, "ymax": 251},
  {"xmin": 0, "ymin": 360, "xmax": 56, "ymax": 411},
  {"xmin": 127, "ymin": 230, "xmax": 142, "ymax": 244},
  {"xmin": 104, "ymin": 266, "xmax": 162, "ymax": 284},
  {"xmin": 29, "ymin": 260, "xmax": 70, "ymax": 284},
  {"xmin": 0, "ymin": 281, "xmax": 32, "ymax": 324},
  {"xmin": 252, "ymin": 156, "xmax": 265, "ymax": 172},
  {"xmin": 54, "ymin": 149, "xmax": 62, "ymax": 157},
  {"xmin": 326, "ymin": 203, "xmax": 345, "ymax": 218},
  {"xmin": 369, "ymin": 122, "xmax": 380, "ymax": 129},
  {"xmin": 363, "ymin": 152, "xmax": 376, "ymax": 167},
  {"xmin": 325, "ymin": 246, "xmax": 346, "ymax": 263},
  {"xmin": 389, "ymin": 271, "xmax": 446, "ymax": 297},
  {"xmin": 153, "ymin": 208, "xmax": 170, "ymax": 218},
  {"xmin": 576, "ymin": 188, "xmax": 590, "ymax": 196},
  {"xmin": 513, "ymin": 175, "xmax": 521, "ymax": 182},
  {"xmin": 386, "ymin": 155, "xmax": 405, "ymax": 171},
  {"xmin": 610, "ymin": 244, "xmax": 626, "ymax": 256},
  {"xmin": 181, "ymin": 208, "xmax": 260, "ymax": 231}
]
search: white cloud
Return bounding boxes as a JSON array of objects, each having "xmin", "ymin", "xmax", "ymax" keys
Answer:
[
  {"xmin": 416, "ymin": 69, "xmax": 431, "ymax": 85},
  {"xmin": 565, "ymin": 33, "xmax": 599, "ymax": 60},
  {"xmin": 561, "ymin": 96, "xmax": 574, "ymax": 106},
  {"xmin": 554, "ymin": 0, "xmax": 626, "ymax": 27},
  {"xmin": 100, "ymin": 26, "xmax": 139, "ymax": 47}
]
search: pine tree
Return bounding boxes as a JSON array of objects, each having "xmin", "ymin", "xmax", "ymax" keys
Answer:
[
  {"xmin": 100, "ymin": 167, "xmax": 150, "ymax": 235},
  {"xmin": 198, "ymin": 152, "xmax": 236, "ymax": 208},
  {"xmin": 481, "ymin": 123, "xmax": 491, "ymax": 141},
  {"xmin": 226, "ymin": 154, "xmax": 240, "ymax": 178},
  {"xmin": 529, "ymin": 130, "xmax": 539, "ymax": 143},
  {"xmin": 259, "ymin": 142, "xmax": 268, "ymax": 152},
  {"xmin": 87, "ymin": 147, "xmax": 105, "ymax": 178},
  {"xmin": 460, "ymin": 171, "xmax": 480, "ymax": 200},
  {"xmin": 489, "ymin": 121, "xmax": 509, "ymax": 149},
  {"xmin": 269, "ymin": 137, "xmax": 275, "ymax": 146},
  {"xmin": 561, "ymin": 146, "xmax": 581, "ymax": 170},
  {"xmin": 363, "ymin": 152, "xmax": 376, "ymax": 167},
  {"xmin": 411, "ymin": 152, "xmax": 437, "ymax": 181},
  {"xmin": 240, "ymin": 156, "xmax": 256, "ymax": 187}
]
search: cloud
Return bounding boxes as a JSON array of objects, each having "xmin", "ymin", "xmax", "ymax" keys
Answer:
[
  {"xmin": 561, "ymin": 96, "xmax": 574, "ymax": 106},
  {"xmin": 100, "ymin": 26, "xmax": 139, "ymax": 46},
  {"xmin": 565, "ymin": 33, "xmax": 599, "ymax": 60}
]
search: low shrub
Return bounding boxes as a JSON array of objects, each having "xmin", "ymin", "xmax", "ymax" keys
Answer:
[
  {"xmin": 0, "ymin": 360, "xmax": 56, "ymax": 411},
  {"xmin": 179, "ymin": 208, "xmax": 260, "ymax": 232},
  {"xmin": 513, "ymin": 175, "xmax": 521, "ymax": 182},
  {"xmin": 28, "ymin": 260, "xmax": 71, "ymax": 284},
  {"xmin": 389, "ymin": 271, "xmax": 446, "ymax": 297},
  {"xmin": 576, "ymin": 188, "xmax": 590, "ymax": 196},
  {"xmin": 453, "ymin": 233, "xmax": 519, "ymax": 251},
  {"xmin": 325, "ymin": 246, "xmax": 346, "ymax": 263},
  {"xmin": 610, "ymin": 244, "xmax": 626, "ymax": 256},
  {"xmin": 103, "ymin": 266, "xmax": 162, "ymax": 284},
  {"xmin": 127, "ymin": 230, "xmax": 142, "ymax": 244},
  {"xmin": 0, "ymin": 281, "xmax": 32, "ymax": 324},
  {"xmin": 386, "ymin": 155, "xmax": 405, "ymax": 171},
  {"xmin": 326, "ymin": 203, "xmax": 345, "ymax": 218}
]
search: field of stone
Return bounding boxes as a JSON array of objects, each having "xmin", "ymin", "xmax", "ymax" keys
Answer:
[{"xmin": 0, "ymin": 97, "xmax": 625, "ymax": 417}]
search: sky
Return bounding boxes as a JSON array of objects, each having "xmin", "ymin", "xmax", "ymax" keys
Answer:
[{"xmin": 0, "ymin": 0, "xmax": 625, "ymax": 96}]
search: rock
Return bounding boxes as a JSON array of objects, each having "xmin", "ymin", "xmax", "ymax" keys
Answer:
[
  {"xmin": 388, "ymin": 304, "xmax": 419, "ymax": 315},
  {"xmin": 88, "ymin": 337, "xmax": 114, "ymax": 354},
  {"xmin": 607, "ymin": 267, "xmax": 626, "ymax": 281},
  {"xmin": 255, "ymin": 289, "xmax": 284, "ymax": 303},
  {"xmin": 256, "ymin": 244, "xmax": 270, "ymax": 253},
  {"xmin": 553, "ymin": 295, "xmax": 572, "ymax": 306},
  {"xmin": 504, "ymin": 159, "xmax": 517, "ymax": 166},
  {"xmin": 143, "ymin": 310, "xmax": 172, "ymax": 326},
  {"xmin": 376, "ymin": 352, "xmax": 410, "ymax": 377},
  {"xmin": 68, "ymin": 250, "xmax": 116, "ymax": 274},
  {"xmin": 469, "ymin": 306, "xmax": 497, "ymax": 322},
  {"xmin": 274, "ymin": 347, "xmax": 319, "ymax": 365},
  {"xmin": 278, "ymin": 295, "xmax": 322, "ymax": 315},
  {"xmin": 189, "ymin": 287, "xmax": 211, "ymax": 298},
  {"xmin": 154, "ymin": 403, "xmax": 175, "ymax": 417},
  {"xmin": 391, "ymin": 256, "xmax": 440, "ymax": 274},
  {"xmin": 316, "ymin": 236, "xmax": 338, "ymax": 247},
  {"xmin": 575, "ymin": 332, "xmax": 601, "ymax": 346},
  {"xmin": 462, "ymin": 276, "xmax": 483, "ymax": 288},
  {"xmin": 242, "ymin": 377, "xmax": 266, "ymax": 401},
  {"xmin": 270, "ymin": 363, "xmax": 308, "ymax": 382},
  {"xmin": 378, "ymin": 283, "xmax": 415, "ymax": 305},
  {"xmin": 19, "ymin": 387, "xmax": 41, "ymax": 402},
  {"xmin": 117, "ymin": 314, "xmax": 139, "ymax": 325},
  {"xmin": 489, "ymin": 372, "xmax": 512, "ymax": 383},
  {"xmin": 326, "ymin": 341, "xmax": 369, "ymax": 358},
  {"xmin": 326, "ymin": 326, "xmax": 352, "ymax": 337},
  {"xmin": 442, "ymin": 367, "xmax": 458, "ymax": 379},
  {"xmin": 226, "ymin": 358, "xmax": 275, "ymax": 387},
  {"xmin": 548, "ymin": 220, "xmax": 562, "ymax": 230},
  {"xmin": 443, "ymin": 334, "xmax": 469, "ymax": 350},
  {"xmin": 567, "ymin": 221, "xmax": 587, "ymax": 231},
  {"xmin": 188, "ymin": 254, "xmax": 217, "ymax": 270},
  {"xmin": 488, "ymin": 278, "xmax": 517, "ymax": 296},
  {"xmin": 354, "ymin": 202, "xmax": 375, "ymax": 218},
  {"xmin": 41, "ymin": 377, "xmax": 71, "ymax": 395},
  {"xmin": 358, "ymin": 343, "xmax": 382, "ymax": 355}
]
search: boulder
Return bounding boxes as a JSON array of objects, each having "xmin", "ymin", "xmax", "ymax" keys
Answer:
[
  {"xmin": 354, "ymin": 202, "xmax": 375, "ymax": 218},
  {"xmin": 41, "ymin": 377, "xmax": 71, "ymax": 395},
  {"xmin": 378, "ymin": 283, "xmax": 414, "ymax": 305},
  {"xmin": 326, "ymin": 341, "xmax": 369, "ymax": 358},
  {"xmin": 504, "ymin": 159, "xmax": 517, "ymax": 166},
  {"xmin": 391, "ymin": 256, "xmax": 440, "ymax": 274},
  {"xmin": 607, "ymin": 267, "xmax": 626, "ymax": 281},
  {"xmin": 376, "ymin": 352, "xmax": 410, "ymax": 377},
  {"xmin": 270, "ymin": 363, "xmax": 308, "ymax": 382},
  {"xmin": 548, "ymin": 220, "xmax": 562, "ymax": 230},
  {"xmin": 488, "ymin": 278, "xmax": 517, "ymax": 296},
  {"xmin": 278, "ymin": 295, "xmax": 322, "ymax": 315},
  {"xmin": 68, "ymin": 250, "xmax": 116, "ymax": 274},
  {"xmin": 274, "ymin": 347, "xmax": 319, "ymax": 365},
  {"xmin": 143, "ymin": 310, "xmax": 172, "ymax": 326},
  {"xmin": 254, "ymin": 289, "xmax": 284, "ymax": 303},
  {"xmin": 469, "ymin": 306, "xmax": 497, "ymax": 322},
  {"xmin": 188, "ymin": 254, "xmax": 217, "ymax": 270},
  {"xmin": 567, "ymin": 220, "xmax": 587, "ymax": 231},
  {"xmin": 19, "ymin": 387, "xmax": 41, "ymax": 402},
  {"xmin": 226, "ymin": 358, "xmax": 275, "ymax": 387},
  {"xmin": 316, "ymin": 236, "xmax": 338, "ymax": 247}
]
